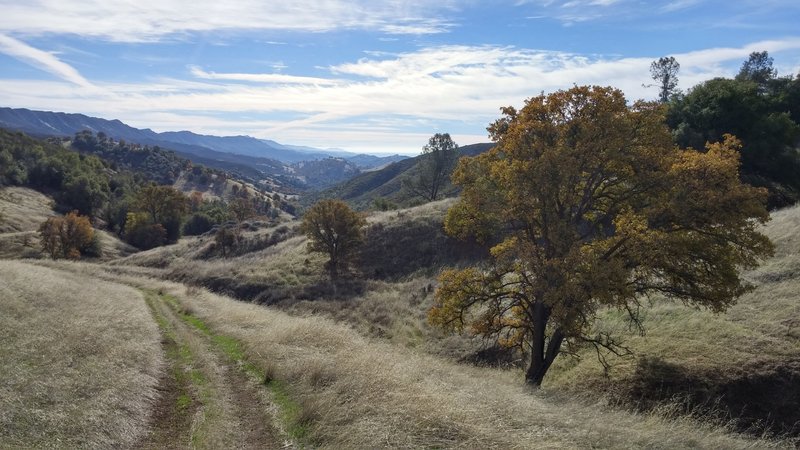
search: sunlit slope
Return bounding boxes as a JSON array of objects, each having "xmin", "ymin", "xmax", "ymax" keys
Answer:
[
  {"xmin": 548, "ymin": 204, "xmax": 800, "ymax": 434},
  {"xmin": 71, "ymin": 266, "xmax": 785, "ymax": 449},
  {"xmin": 0, "ymin": 261, "xmax": 162, "ymax": 448},
  {"xmin": 0, "ymin": 186, "xmax": 136, "ymax": 259}
]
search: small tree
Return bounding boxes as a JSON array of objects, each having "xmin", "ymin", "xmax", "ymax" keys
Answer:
[
  {"xmin": 132, "ymin": 184, "xmax": 188, "ymax": 243},
  {"xmin": 38, "ymin": 211, "xmax": 95, "ymax": 260},
  {"xmin": 301, "ymin": 199, "xmax": 366, "ymax": 280},
  {"xmin": 403, "ymin": 133, "xmax": 459, "ymax": 202},
  {"xmin": 736, "ymin": 51, "xmax": 777, "ymax": 87},
  {"xmin": 124, "ymin": 212, "xmax": 167, "ymax": 250},
  {"xmin": 430, "ymin": 86, "xmax": 773, "ymax": 386},
  {"xmin": 649, "ymin": 56, "xmax": 680, "ymax": 102},
  {"xmin": 229, "ymin": 197, "xmax": 257, "ymax": 223}
]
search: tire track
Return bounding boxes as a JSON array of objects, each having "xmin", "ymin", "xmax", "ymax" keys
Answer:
[{"xmin": 140, "ymin": 291, "xmax": 283, "ymax": 449}]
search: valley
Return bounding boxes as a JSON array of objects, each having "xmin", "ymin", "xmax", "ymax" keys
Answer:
[{"xmin": 1, "ymin": 181, "xmax": 799, "ymax": 447}]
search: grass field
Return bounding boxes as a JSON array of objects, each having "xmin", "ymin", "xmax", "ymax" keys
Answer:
[
  {"xmin": 545, "ymin": 204, "xmax": 800, "ymax": 435},
  {"xmin": 84, "ymin": 270, "xmax": 785, "ymax": 449},
  {"xmin": 0, "ymin": 186, "xmax": 138, "ymax": 260},
  {"xmin": 0, "ymin": 260, "xmax": 162, "ymax": 448},
  {"xmin": 3, "ymin": 188, "xmax": 799, "ymax": 447}
]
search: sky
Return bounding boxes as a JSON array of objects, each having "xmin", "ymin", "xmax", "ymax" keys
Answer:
[{"xmin": 0, "ymin": 1, "xmax": 799, "ymax": 155}]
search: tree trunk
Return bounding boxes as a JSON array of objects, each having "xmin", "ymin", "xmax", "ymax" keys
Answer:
[{"xmin": 525, "ymin": 302, "xmax": 565, "ymax": 386}]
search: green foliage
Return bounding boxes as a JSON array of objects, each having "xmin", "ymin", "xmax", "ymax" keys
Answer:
[
  {"xmin": 667, "ymin": 52, "xmax": 800, "ymax": 207},
  {"xmin": 0, "ymin": 130, "xmax": 114, "ymax": 216},
  {"xmin": 735, "ymin": 51, "xmax": 777, "ymax": 87},
  {"xmin": 124, "ymin": 212, "xmax": 167, "ymax": 250},
  {"xmin": 183, "ymin": 213, "xmax": 215, "ymax": 236},
  {"xmin": 402, "ymin": 133, "xmax": 459, "ymax": 202},
  {"xmin": 301, "ymin": 199, "xmax": 366, "ymax": 279},
  {"xmin": 650, "ymin": 56, "xmax": 680, "ymax": 102},
  {"xmin": 72, "ymin": 130, "xmax": 193, "ymax": 185},
  {"xmin": 431, "ymin": 86, "xmax": 774, "ymax": 386},
  {"xmin": 129, "ymin": 184, "xmax": 188, "ymax": 244}
]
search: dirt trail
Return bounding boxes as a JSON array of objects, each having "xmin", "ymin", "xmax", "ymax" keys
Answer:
[{"xmin": 139, "ymin": 292, "xmax": 285, "ymax": 449}]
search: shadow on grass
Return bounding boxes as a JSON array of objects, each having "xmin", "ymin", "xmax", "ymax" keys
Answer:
[
  {"xmin": 624, "ymin": 356, "xmax": 800, "ymax": 437},
  {"xmin": 193, "ymin": 274, "xmax": 367, "ymax": 305}
]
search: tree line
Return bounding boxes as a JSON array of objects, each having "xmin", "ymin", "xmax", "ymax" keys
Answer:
[
  {"xmin": 0, "ymin": 128, "xmax": 288, "ymax": 259},
  {"xmin": 653, "ymin": 51, "xmax": 800, "ymax": 207}
]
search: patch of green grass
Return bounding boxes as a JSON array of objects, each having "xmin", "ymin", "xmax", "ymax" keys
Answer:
[
  {"xmin": 144, "ymin": 291, "xmax": 206, "ymax": 421},
  {"xmin": 265, "ymin": 379, "xmax": 310, "ymax": 440},
  {"xmin": 176, "ymin": 393, "xmax": 192, "ymax": 411},
  {"xmin": 161, "ymin": 292, "xmax": 310, "ymax": 442}
]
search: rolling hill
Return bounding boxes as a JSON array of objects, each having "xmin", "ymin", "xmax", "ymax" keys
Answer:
[
  {"xmin": 0, "ymin": 107, "xmax": 406, "ymax": 171},
  {"xmin": 310, "ymin": 142, "xmax": 494, "ymax": 209}
]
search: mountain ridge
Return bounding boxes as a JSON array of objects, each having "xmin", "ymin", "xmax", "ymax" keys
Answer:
[{"xmin": 0, "ymin": 107, "xmax": 407, "ymax": 169}]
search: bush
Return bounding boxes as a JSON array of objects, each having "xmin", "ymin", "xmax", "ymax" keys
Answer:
[
  {"xmin": 183, "ymin": 213, "xmax": 214, "ymax": 236},
  {"xmin": 38, "ymin": 211, "xmax": 95, "ymax": 260}
]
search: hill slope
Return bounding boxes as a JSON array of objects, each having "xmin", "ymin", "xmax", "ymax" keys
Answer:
[
  {"xmin": 0, "ymin": 261, "xmax": 162, "ymax": 448},
  {"xmin": 116, "ymin": 197, "xmax": 800, "ymax": 438},
  {"xmin": 0, "ymin": 107, "xmax": 406, "ymax": 171},
  {"xmin": 312, "ymin": 142, "xmax": 493, "ymax": 209}
]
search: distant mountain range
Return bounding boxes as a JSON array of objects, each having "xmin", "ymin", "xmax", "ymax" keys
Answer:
[{"xmin": 0, "ymin": 107, "xmax": 407, "ymax": 171}]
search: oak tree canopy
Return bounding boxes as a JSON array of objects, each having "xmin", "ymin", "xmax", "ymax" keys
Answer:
[
  {"xmin": 301, "ymin": 199, "xmax": 366, "ymax": 280},
  {"xmin": 430, "ymin": 86, "xmax": 774, "ymax": 386}
]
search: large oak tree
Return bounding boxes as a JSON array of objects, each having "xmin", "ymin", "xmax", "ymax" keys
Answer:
[{"xmin": 429, "ymin": 86, "xmax": 773, "ymax": 386}]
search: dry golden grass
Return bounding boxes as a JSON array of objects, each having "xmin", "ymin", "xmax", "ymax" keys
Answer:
[
  {"xmin": 542, "ymin": 205, "xmax": 800, "ymax": 437},
  {"xmin": 0, "ymin": 186, "xmax": 138, "ymax": 260},
  {"xmin": 74, "ymin": 264, "xmax": 783, "ymax": 449},
  {"xmin": 0, "ymin": 187, "xmax": 54, "ymax": 258},
  {"xmin": 0, "ymin": 187, "xmax": 54, "ymax": 233},
  {"xmin": 0, "ymin": 260, "xmax": 163, "ymax": 448}
]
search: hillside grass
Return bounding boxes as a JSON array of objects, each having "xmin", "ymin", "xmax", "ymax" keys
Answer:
[
  {"xmin": 73, "ymin": 268, "xmax": 785, "ymax": 449},
  {"xmin": 0, "ymin": 260, "xmax": 163, "ymax": 448},
  {"xmin": 0, "ymin": 186, "xmax": 138, "ymax": 260},
  {"xmin": 545, "ymin": 204, "xmax": 800, "ymax": 434},
  {"xmin": 108, "ymin": 197, "xmax": 800, "ymax": 437},
  {"xmin": 0, "ymin": 187, "xmax": 53, "ymax": 258}
]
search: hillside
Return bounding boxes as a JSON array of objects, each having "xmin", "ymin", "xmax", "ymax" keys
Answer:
[
  {"xmin": 311, "ymin": 142, "xmax": 494, "ymax": 209},
  {"xmin": 0, "ymin": 107, "xmax": 406, "ymax": 173},
  {"xmin": 0, "ymin": 256, "xmax": 785, "ymax": 448},
  {"xmin": 0, "ymin": 261, "xmax": 162, "ymax": 448},
  {"xmin": 1, "ymin": 184, "xmax": 798, "ymax": 446},
  {"xmin": 0, "ymin": 187, "xmax": 138, "ymax": 260},
  {"xmin": 113, "ymin": 197, "xmax": 800, "ymax": 439}
]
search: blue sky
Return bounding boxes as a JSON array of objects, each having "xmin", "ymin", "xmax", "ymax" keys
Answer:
[{"xmin": 0, "ymin": 1, "xmax": 799, "ymax": 155}]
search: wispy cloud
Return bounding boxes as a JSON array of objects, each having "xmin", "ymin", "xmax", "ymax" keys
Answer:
[
  {"xmin": 517, "ymin": 0, "xmax": 800, "ymax": 24},
  {"xmin": 0, "ymin": 34, "xmax": 94, "ymax": 87},
  {"xmin": 2, "ymin": 39, "xmax": 799, "ymax": 151},
  {"xmin": 189, "ymin": 66, "xmax": 342, "ymax": 86},
  {"xmin": 0, "ymin": 0, "xmax": 457, "ymax": 41},
  {"xmin": 660, "ymin": 0, "xmax": 702, "ymax": 13}
]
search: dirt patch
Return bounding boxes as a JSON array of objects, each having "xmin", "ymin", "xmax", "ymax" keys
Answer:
[{"xmin": 135, "ymin": 333, "xmax": 198, "ymax": 449}]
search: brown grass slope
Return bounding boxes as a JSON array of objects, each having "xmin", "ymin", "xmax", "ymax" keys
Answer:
[
  {"xmin": 0, "ymin": 186, "xmax": 137, "ymax": 260},
  {"xmin": 123, "ymin": 198, "xmax": 800, "ymax": 437},
  {"xmin": 112, "ymin": 199, "xmax": 488, "ymax": 360},
  {"xmin": 0, "ymin": 260, "xmax": 162, "ymax": 448},
  {"xmin": 112, "ymin": 197, "xmax": 800, "ymax": 438},
  {"xmin": 547, "ymin": 204, "xmax": 800, "ymax": 435},
  {"xmin": 55, "ymin": 262, "xmax": 787, "ymax": 449}
]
